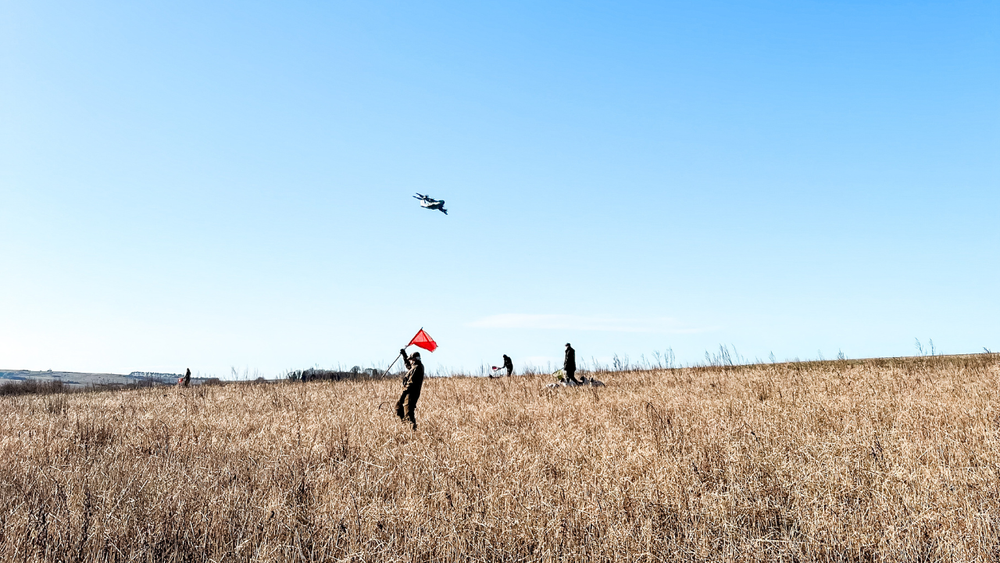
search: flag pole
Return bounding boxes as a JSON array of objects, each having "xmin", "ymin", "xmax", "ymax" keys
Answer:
[{"xmin": 381, "ymin": 352, "xmax": 403, "ymax": 378}]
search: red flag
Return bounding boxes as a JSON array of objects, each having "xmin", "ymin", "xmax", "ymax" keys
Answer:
[{"xmin": 408, "ymin": 328, "xmax": 438, "ymax": 352}]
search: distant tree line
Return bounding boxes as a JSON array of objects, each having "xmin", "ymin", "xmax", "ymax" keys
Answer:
[{"xmin": 286, "ymin": 367, "xmax": 387, "ymax": 382}]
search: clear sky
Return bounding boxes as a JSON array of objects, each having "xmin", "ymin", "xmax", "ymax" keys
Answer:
[{"xmin": 2, "ymin": 1, "xmax": 998, "ymax": 377}]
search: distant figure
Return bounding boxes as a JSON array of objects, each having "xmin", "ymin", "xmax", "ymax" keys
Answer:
[
  {"xmin": 564, "ymin": 343, "xmax": 580, "ymax": 384},
  {"xmin": 502, "ymin": 354, "xmax": 514, "ymax": 377},
  {"xmin": 183, "ymin": 368, "xmax": 191, "ymax": 388},
  {"xmin": 395, "ymin": 349, "xmax": 425, "ymax": 430}
]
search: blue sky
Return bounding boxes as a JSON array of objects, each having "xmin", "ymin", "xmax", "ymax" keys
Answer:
[{"xmin": 2, "ymin": 1, "xmax": 997, "ymax": 377}]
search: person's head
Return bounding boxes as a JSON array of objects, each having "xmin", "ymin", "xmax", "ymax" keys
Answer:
[
  {"xmin": 410, "ymin": 351, "xmax": 422, "ymax": 362},
  {"xmin": 503, "ymin": 354, "xmax": 510, "ymax": 359},
  {"xmin": 566, "ymin": 343, "xmax": 572, "ymax": 348}
]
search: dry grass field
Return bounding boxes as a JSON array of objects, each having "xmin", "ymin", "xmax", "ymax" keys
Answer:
[{"xmin": 2, "ymin": 354, "xmax": 999, "ymax": 562}]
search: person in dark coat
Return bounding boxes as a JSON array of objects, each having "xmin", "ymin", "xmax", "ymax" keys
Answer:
[
  {"xmin": 183, "ymin": 368, "xmax": 191, "ymax": 388},
  {"xmin": 502, "ymin": 354, "xmax": 514, "ymax": 377},
  {"xmin": 395, "ymin": 349, "xmax": 424, "ymax": 430},
  {"xmin": 564, "ymin": 343, "xmax": 580, "ymax": 384}
]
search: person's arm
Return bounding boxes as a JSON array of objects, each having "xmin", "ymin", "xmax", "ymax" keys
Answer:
[{"xmin": 401, "ymin": 349, "xmax": 412, "ymax": 369}]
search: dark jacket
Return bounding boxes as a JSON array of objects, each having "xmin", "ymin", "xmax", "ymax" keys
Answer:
[
  {"xmin": 564, "ymin": 346, "xmax": 576, "ymax": 372},
  {"xmin": 402, "ymin": 351, "xmax": 425, "ymax": 387},
  {"xmin": 503, "ymin": 355, "xmax": 513, "ymax": 371}
]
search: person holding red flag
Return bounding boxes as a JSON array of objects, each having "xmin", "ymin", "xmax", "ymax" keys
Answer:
[{"xmin": 393, "ymin": 328, "xmax": 437, "ymax": 430}]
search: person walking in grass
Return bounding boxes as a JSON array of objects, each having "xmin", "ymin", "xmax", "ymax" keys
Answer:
[
  {"xmin": 183, "ymin": 368, "xmax": 191, "ymax": 388},
  {"xmin": 395, "ymin": 349, "xmax": 425, "ymax": 430},
  {"xmin": 564, "ymin": 343, "xmax": 580, "ymax": 384},
  {"xmin": 502, "ymin": 354, "xmax": 514, "ymax": 377}
]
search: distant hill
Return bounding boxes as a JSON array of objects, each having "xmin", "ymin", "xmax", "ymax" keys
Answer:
[{"xmin": 0, "ymin": 369, "xmax": 190, "ymax": 388}]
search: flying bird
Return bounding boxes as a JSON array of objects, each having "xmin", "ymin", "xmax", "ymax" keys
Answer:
[{"xmin": 413, "ymin": 193, "xmax": 447, "ymax": 215}]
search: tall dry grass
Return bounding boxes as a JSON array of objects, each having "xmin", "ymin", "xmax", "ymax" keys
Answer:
[{"xmin": 2, "ymin": 354, "xmax": 999, "ymax": 561}]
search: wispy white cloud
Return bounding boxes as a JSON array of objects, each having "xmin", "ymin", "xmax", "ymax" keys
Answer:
[{"xmin": 467, "ymin": 314, "xmax": 715, "ymax": 334}]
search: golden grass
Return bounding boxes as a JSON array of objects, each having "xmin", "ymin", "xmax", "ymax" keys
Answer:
[{"xmin": 2, "ymin": 354, "xmax": 999, "ymax": 562}]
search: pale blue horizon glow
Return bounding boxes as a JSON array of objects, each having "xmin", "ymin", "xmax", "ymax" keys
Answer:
[{"xmin": 2, "ymin": 1, "xmax": 998, "ymax": 378}]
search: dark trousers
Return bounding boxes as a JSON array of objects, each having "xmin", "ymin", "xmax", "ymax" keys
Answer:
[
  {"xmin": 395, "ymin": 379, "xmax": 423, "ymax": 429},
  {"xmin": 505, "ymin": 366, "xmax": 513, "ymax": 377},
  {"xmin": 565, "ymin": 369, "xmax": 579, "ymax": 383}
]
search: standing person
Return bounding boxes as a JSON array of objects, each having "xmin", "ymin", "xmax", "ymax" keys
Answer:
[
  {"xmin": 395, "ymin": 348, "xmax": 424, "ymax": 430},
  {"xmin": 502, "ymin": 354, "xmax": 514, "ymax": 377},
  {"xmin": 183, "ymin": 368, "xmax": 191, "ymax": 388},
  {"xmin": 564, "ymin": 343, "xmax": 580, "ymax": 384}
]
